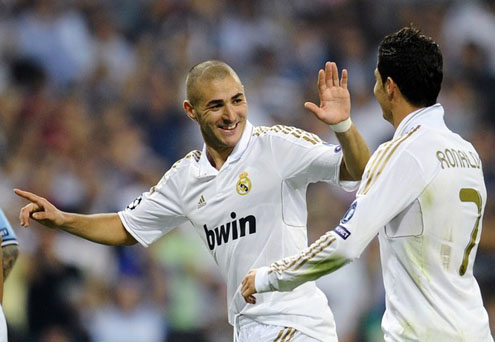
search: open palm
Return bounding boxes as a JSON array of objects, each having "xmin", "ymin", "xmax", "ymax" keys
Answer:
[{"xmin": 304, "ymin": 62, "xmax": 350, "ymax": 125}]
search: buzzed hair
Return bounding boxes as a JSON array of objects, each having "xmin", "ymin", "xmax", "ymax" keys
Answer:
[{"xmin": 186, "ymin": 60, "xmax": 241, "ymax": 106}]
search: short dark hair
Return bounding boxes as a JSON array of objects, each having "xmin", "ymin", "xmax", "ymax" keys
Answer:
[
  {"xmin": 377, "ymin": 26, "xmax": 443, "ymax": 107},
  {"xmin": 186, "ymin": 60, "xmax": 240, "ymax": 106}
]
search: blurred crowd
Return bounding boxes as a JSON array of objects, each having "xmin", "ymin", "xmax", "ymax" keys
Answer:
[{"xmin": 0, "ymin": 0, "xmax": 493, "ymax": 341}]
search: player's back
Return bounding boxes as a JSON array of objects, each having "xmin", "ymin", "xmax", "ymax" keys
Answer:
[{"xmin": 380, "ymin": 112, "xmax": 492, "ymax": 341}]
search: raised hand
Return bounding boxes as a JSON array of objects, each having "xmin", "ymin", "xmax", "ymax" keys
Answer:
[
  {"xmin": 304, "ymin": 62, "xmax": 350, "ymax": 125},
  {"xmin": 241, "ymin": 269, "xmax": 257, "ymax": 304},
  {"xmin": 14, "ymin": 189, "xmax": 66, "ymax": 229}
]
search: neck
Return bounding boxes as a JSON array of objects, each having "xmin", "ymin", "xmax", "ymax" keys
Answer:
[
  {"xmin": 206, "ymin": 145, "xmax": 234, "ymax": 170},
  {"xmin": 391, "ymin": 101, "xmax": 423, "ymax": 130}
]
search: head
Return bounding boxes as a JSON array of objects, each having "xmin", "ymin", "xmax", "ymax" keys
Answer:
[
  {"xmin": 184, "ymin": 60, "xmax": 247, "ymax": 156},
  {"xmin": 374, "ymin": 26, "xmax": 443, "ymax": 124}
]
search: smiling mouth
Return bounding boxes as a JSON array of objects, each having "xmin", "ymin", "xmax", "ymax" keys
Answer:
[{"xmin": 218, "ymin": 122, "xmax": 238, "ymax": 131}]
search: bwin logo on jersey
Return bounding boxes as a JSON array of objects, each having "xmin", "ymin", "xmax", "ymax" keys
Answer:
[
  {"xmin": 341, "ymin": 200, "xmax": 357, "ymax": 224},
  {"xmin": 203, "ymin": 212, "xmax": 256, "ymax": 250},
  {"xmin": 236, "ymin": 172, "xmax": 251, "ymax": 195}
]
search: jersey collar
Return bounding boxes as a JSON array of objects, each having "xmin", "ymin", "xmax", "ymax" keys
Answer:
[
  {"xmin": 197, "ymin": 121, "xmax": 254, "ymax": 177},
  {"xmin": 394, "ymin": 103, "xmax": 444, "ymax": 139}
]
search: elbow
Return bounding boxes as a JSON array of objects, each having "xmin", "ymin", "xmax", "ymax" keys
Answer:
[
  {"xmin": 121, "ymin": 232, "xmax": 138, "ymax": 246},
  {"xmin": 339, "ymin": 246, "xmax": 362, "ymax": 263}
]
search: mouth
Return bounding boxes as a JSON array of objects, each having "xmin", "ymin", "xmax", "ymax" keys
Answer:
[{"xmin": 218, "ymin": 122, "xmax": 239, "ymax": 133}]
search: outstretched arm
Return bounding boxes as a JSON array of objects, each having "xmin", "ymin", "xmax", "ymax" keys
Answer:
[
  {"xmin": 305, "ymin": 62, "xmax": 370, "ymax": 180},
  {"xmin": 241, "ymin": 147, "xmax": 427, "ymax": 303},
  {"xmin": 14, "ymin": 189, "xmax": 137, "ymax": 246}
]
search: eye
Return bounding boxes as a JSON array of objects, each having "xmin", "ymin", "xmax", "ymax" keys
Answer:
[{"xmin": 209, "ymin": 103, "xmax": 222, "ymax": 110}]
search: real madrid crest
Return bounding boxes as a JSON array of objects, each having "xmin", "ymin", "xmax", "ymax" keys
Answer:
[{"xmin": 236, "ymin": 172, "xmax": 251, "ymax": 195}]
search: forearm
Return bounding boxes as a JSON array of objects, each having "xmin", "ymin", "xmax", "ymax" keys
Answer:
[
  {"xmin": 336, "ymin": 124, "xmax": 370, "ymax": 180},
  {"xmin": 256, "ymin": 231, "xmax": 351, "ymax": 293},
  {"xmin": 60, "ymin": 213, "xmax": 136, "ymax": 246},
  {"xmin": 2, "ymin": 245, "xmax": 19, "ymax": 280}
]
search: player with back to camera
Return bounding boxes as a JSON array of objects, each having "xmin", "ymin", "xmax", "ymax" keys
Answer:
[
  {"xmin": 14, "ymin": 60, "xmax": 370, "ymax": 342},
  {"xmin": 0, "ymin": 209, "xmax": 21, "ymax": 342},
  {"xmin": 241, "ymin": 26, "xmax": 494, "ymax": 342}
]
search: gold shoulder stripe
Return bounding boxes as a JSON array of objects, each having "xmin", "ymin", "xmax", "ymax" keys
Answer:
[
  {"xmin": 362, "ymin": 125, "xmax": 420, "ymax": 195},
  {"xmin": 156, "ymin": 150, "xmax": 201, "ymax": 187},
  {"xmin": 253, "ymin": 125, "xmax": 321, "ymax": 145}
]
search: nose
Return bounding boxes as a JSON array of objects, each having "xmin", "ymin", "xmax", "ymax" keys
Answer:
[{"xmin": 222, "ymin": 104, "xmax": 236, "ymax": 122}]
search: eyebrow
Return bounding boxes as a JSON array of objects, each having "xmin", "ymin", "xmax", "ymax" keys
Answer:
[
  {"xmin": 205, "ymin": 93, "xmax": 244, "ymax": 107},
  {"xmin": 232, "ymin": 92, "xmax": 244, "ymax": 100},
  {"xmin": 205, "ymin": 99, "xmax": 224, "ymax": 107}
]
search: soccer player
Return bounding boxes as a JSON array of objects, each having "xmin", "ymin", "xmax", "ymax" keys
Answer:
[
  {"xmin": 14, "ymin": 60, "xmax": 370, "ymax": 342},
  {"xmin": 0, "ymin": 209, "xmax": 20, "ymax": 342},
  {"xmin": 241, "ymin": 27, "xmax": 494, "ymax": 342}
]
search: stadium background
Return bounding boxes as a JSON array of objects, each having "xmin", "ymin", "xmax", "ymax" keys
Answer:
[{"xmin": 0, "ymin": 0, "xmax": 494, "ymax": 341}]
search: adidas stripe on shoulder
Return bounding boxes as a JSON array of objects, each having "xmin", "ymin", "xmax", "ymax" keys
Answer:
[
  {"xmin": 152, "ymin": 150, "xmax": 201, "ymax": 192},
  {"xmin": 253, "ymin": 125, "xmax": 323, "ymax": 146}
]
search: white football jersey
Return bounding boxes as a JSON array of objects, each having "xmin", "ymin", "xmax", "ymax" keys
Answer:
[
  {"xmin": 0, "ymin": 305, "xmax": 6, "ymax": 342},
  {"xmin": 256, "ymin": 104, "xmax": 493, "ymax": 342},
  {"xmin": 119, "ymin": 121, "xmax": 357, "ymax": 342}
]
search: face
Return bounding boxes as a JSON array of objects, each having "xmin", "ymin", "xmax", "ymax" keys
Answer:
[
  {"xmin": 373, "ymin": 68, "xmax": 393, "ymax": 124},
  {"xmin": 185, "ymin": 75, "xmax": 247, "ymax": 155}
]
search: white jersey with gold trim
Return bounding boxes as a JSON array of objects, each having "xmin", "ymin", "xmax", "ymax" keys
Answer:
[
  {"xmin": 256, "ymin": 104, "xmax": 493, "ymax": 342},
  {"xmin": 119, "ymin": 121, "xmax": 357, "ymax": 342}
]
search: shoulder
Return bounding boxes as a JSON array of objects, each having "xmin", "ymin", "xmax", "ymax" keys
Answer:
[
  {"xmin": 154, "ymin": 150, "xmax": 201, "ymax": 190},
  {"xmin": 252, "ymin": 125, "xmax": 323, "ymax": 147},
  {"xmin": 367, "ymin": 125, "xmax": 424, "ymax": 173}
]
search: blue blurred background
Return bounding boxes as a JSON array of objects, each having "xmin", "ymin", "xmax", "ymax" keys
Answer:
[{"xmin": 0, "ymin": 0, "xmax": 494, "ymax": 341}]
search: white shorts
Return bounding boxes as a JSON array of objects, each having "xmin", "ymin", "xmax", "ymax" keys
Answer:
[
  {"xmin": 0, "ymin": 305, "xmax": 7, "ymax": 342},
  {"xmin": 237, "ymin": 318, "xmax": 321, "ymax": 342}
]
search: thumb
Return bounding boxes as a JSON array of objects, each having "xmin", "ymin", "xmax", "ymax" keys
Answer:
[
  {"xmin": 304, "ymin": 102, "xmax": 322, "ymax": 116},
  {"xmin": 32, "ymin": 212, "xmax": 48, "ymax": 220}
]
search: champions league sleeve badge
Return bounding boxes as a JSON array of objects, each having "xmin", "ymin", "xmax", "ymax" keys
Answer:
[{"xmin": 236, "ymin": 172, "xmax": 252, "ymax": 195}]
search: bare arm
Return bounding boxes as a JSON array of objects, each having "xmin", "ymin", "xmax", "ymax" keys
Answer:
[
  {"xmin": 14, "ymin": 189, "xmax": 136, "ymax": 246},
  {"xmin": 304, "ymin": 62, "xmax": 370, "ymax": 181},
  {"xmin": 337, "ymin": 125, "xmax": 370, "ymax": 181},
  {"xmin": 2, "ymin": 245, "xmax": 19, "ymax": 280}
]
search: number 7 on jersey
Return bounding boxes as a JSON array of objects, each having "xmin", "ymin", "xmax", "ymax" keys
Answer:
[{"xmin": 458, "ymin": 188, "xmax": 482, "ymax": 276}]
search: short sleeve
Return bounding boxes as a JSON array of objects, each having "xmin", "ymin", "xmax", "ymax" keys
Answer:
[
  {"xmin": 266, "ymin": 126, "xmax": 355, "ymax": 189},
  {"xmin": 0, "ymin": 209, "xmax": 18, "ymax": 247},
  {"xmin": 118, "ymin": 177, "xmax": 187, "ymax": 247}
]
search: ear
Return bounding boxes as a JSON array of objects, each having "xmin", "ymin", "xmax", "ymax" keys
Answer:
[
  {"xmin": 385, "ymin": 77, "xmax": 397, "ymax": 99},
  {"xmin": 183, "ymin": 100, "xmax": 197, "ymax": 122}
]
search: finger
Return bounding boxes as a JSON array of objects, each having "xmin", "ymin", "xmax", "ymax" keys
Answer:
[
  {"xmin": 31, "ymin": 211, "xmax": 49, "ymax": 221},
  {"xmin": 19, "ymin": 207, "xmax": 29, "ymax": 227},
  {"xmin": 325, "ymin": 62, "xmax": 332, "ymax": 88},
  {"xmin": 331, "ymin": 62, "xmax": 339, "ymax": 87},
  {"xmin": 317, "ymin": 69, "xmax": 325, "ymax": 94},
  {"xmin": 13, "ymin": 189, "xmax": 45, "ymax": 205},
  {"xmin": 247, "ymin": 295, "xmax": 256, "ymax": 304},
  {"xmin": 243, "ymin": 294, "xmax": 253, "ymax": 304},
  {"xmin": 304, "ymin": 102, "xmax": 323, "ymax": 117},
  {"xmin": 341, "ymin": 69, "xmax": 348, "ymax": 89},
  {"xmin": 20, "ymin": 205, "xmax": 34, "ymax": 227}
]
